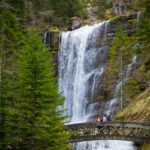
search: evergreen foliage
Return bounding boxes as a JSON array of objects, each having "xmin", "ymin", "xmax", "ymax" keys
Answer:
[
  {"xmin": 137, "ymin": 18, "xmax": 150, "ymax": 64},
  {"xmin": 104, "ymin": 26, "xmax": 133, "ymax": 89},
  {"xmin": 103, "ymin": 25, "xmax": 138, "ymax": 102},
  {"xmin": 134, "ymin": 0, "xmax": 150, "ymax": 64},
  {"xmin": 136, "ymin": 0, "xmax": 150, "ymax": 16},
  {"xmin": 0, "ymin": 10, "xmax": 24, "ymax": 149},
  {"xmin": 90, "ymin": 0, "xmax": 112, "ymax": 19},
  {"xmin": 32, "ymin": 0, "xmax": 51, "ymax": 11},
  {"xmin": 50, "ymin": 0, "xmax": 85, "ymax": 17},
  {"xmin": 1, "ymin": 0, "xmax": 26, "ymax": 18},
  {"xmin": 49, "ymin": 0, "xmax": 86, "ymax": 24},
  {"xmin": 124, "ymin": 78, "xmax": 140, "ymax": 100},
  {"xmin": 129, "ymin": 0, "xmax": 150, "ymax": 101},
  {"xmin": 15, "ymin": 31, "xmax": 70, "ymax": 149},
  {"xmin": 0, "ymin": 8, "xmax": 70, "ymax": 150}
]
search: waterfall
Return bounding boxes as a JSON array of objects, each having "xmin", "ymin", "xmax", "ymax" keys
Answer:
[
  {"xmin": 58, "ymin": 21, "xmax": 109, "ymax": 123},
  {"xmin": 58, "ymin": 21, "xmax": 137, "ymax": 149},
  {"xmin": 43, "ymin": 32, "xmax": 47, "ymax": 44},
  {"xmin": 137, "ymin": 11, "xmax": 141, "ymax": 20}
]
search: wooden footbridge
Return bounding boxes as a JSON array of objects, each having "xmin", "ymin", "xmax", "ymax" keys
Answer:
[{"xmin": 65, "ymin": 122, "xmax": 150, "ymax": 143}]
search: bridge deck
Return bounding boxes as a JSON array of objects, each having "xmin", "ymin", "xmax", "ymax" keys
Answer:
[{"xmin": 65, "ymin": 122, "xmax": 150, "ymax": 143}]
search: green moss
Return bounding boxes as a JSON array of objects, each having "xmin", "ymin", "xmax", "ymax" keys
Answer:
[
  {"xmin": 139, "ymin": 64, "xmax": 146, "ymax": 72},
  {"xmin": 110, "ymin": 16, "xmax": 121, "ymax": 22},
  {"xmin": 141, "ymin": 143, "xmax": 150, "ymax": 150},
  {"xmin": 71, "ymin": 17, "xmax": 79, "ymax": 20},
  {"xmin": 115, "ymin": 119, "xmax": 123, "ymax": 122},
  {"xmin": 48, "ymin": 26, "xmax": 59, "ymax": 32}
]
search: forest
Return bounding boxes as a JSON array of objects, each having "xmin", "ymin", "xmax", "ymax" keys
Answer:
[{"xmin": 0, "ymin": 0, "xmax": 150, "ymax": 150}]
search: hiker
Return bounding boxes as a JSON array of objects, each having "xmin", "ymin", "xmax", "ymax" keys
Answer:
[
  {"xmin": 97, "ymin": 116, "xmax": 103, "ymax": 130},
  {"xmin": 107, "ymin": 114, "xmax": 111, "ymax": 122},
  {"xmin": 103, "ymin": 114, "xmax": 107, "ymax": 122},
  {"xmin": 97, "ymin": 116, "xmax": 102, "ymax": 122}
]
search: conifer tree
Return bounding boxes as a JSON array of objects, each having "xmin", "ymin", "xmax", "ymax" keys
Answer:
[
  {"xmin": 0, "ymin": 10, "xmax": 24, "ymax": 149},
  {"xmin": 90, "ymin": 0, "xmax": 112, "ymax": 19},
  {"xmin": 137, "ymin": 18, "xmax": 150, "ymax": 64},
  {"xmin": 104, "ymin": 26, "xmax": 131, "ymax": 89},
  {"xmin": 50, "ymin": 0, "xmax": 85, "ymax": 18},
  {"xmin": 15, "ymin": 31, "xmax": 70, "ymax": 149},
  {"xmin": 136, "ymin": 0, "xmax": 150, "ymax": 64},
  {"xmin": 103, "ymin": 26, "xmax": 136, "ymax": 107},
  {"xmin": 124, "ymin": 78, "xmax": 140, "ymax": 100},
  {"xmin": 108, "ymin": 26, "xmax": 133, "ymax": 72}
]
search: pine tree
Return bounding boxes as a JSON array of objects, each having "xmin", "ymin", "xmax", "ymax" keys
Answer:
[
  {"xmin": 90, "ymin": 0, "xmax": 112, "ymax": 19},
  {"xmin": 104, "ymin": 26, "xmax": 131, "ymax": 89},
  {"xmin": 103, "ymin": 26, "xmax": 137, "ymax": 108},
  {"xmin": 136, "ymin": 0, "xmax": 150, "ymax": 17},
  {"xmin": 124, "ymin": 78, "xmax": 140, "ymax": 100},
  {"xmin": 137, "ymin": 17, "xmax": 150, "ymax": 64},
  {"xmin": 50, "ymin": 0, "xmax": 85, "ymax": 18},
  {"xmin": 15, "ymin": 31, "xmax": 70, "ymax": 149},
  {"xmin": 0, "ymin": 10, "xmax": 24, "ymax": 149}
]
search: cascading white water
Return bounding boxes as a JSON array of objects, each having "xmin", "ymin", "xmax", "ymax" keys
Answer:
[
  {"xmin": 58, "ymin": 21, "xmax": 137, "ymax": 149},
  {"xmin": 58, "ymin": 21, "xmax": 109, "ymax": 123},
  {"xmin": 137, "ymin": 11, "xmax": 141, "ymax": 20},
  {"xmin": 43, "ymin": 32, "xmax": 47, "ymax": 44}
]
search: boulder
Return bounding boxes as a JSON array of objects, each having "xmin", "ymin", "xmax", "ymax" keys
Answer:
[{"xmin": 71, "ymin": 17, "xmax": 82, "ymax": 30}]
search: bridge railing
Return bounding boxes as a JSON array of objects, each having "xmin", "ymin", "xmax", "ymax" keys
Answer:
[{"xmin": 65, "ymin": 122, "xmax": 150, "ymax": 143}]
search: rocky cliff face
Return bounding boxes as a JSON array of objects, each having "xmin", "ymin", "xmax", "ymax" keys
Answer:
[
  {"xmin": 44, "ymin": 31, "xmax": 59, "ymax": 50},
  {"xmin": 88, "ymin": 13, "xmax": 137, "ymax": 101},
  {"xmin": 88, "ymin": 14, "xmax": 141, "ymax": 120},
  {"xmin": 43, "ymin": 31, "xmax": 59, "ymax": 74},
  {"xmin": 44, "ymin": 13, "xmax": 139, "ymax": 121},
  {"xmin": 113, "ymin": 0, "xmax": 133, "ymax": 15}
]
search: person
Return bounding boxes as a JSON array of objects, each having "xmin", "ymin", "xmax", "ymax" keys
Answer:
[
  {"xmin": 97, "ymin": 116, "xmax": 102, "ymax": 122},
  {"xmin": 103, "ymin": 114, "xmax": 107, "ymax": 122},
  {"xmin": 97, "ymin": 116, "xmax": 103, "ymax": 130},
  {"xmin": 107, "ymin": 114, "xmax": 111, "ymax": 122}
]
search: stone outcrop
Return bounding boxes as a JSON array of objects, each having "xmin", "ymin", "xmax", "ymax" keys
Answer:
[
  {"xmin": 43, "ymin": 31, "xmax": 59, "ymax": 51},
  {"xmin": 43, "ymin": 31, "xmax": 59, "ymax": 74},
  {"xmin": 71, "ymin": 17, "xmax": 82, "ymax": 30}
]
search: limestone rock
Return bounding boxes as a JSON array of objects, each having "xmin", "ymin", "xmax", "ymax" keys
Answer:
[
  {"xmin": 71, "ymin": 17, "xmax": 82, "ymax": 30},
  {"xmin": 43, "ymin": 31, "xmax": 59, "ymax": 51},
  {"xmin": 43, "ymin": 31, "xmax": 59, "ymax": 74}
]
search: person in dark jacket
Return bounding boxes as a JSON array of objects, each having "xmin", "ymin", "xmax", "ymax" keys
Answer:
[{"xmin": 107, "ymin": 114, "xmax": 111, "ymax": 122}]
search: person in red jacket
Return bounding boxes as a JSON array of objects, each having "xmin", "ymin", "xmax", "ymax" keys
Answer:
[
  {"xmin": 97, "ymin": 116, "xmax": 102, "ymax": 122},
  {"xmin": 97, "ymin": 116, "xmax": 103, "ymax": 130}
]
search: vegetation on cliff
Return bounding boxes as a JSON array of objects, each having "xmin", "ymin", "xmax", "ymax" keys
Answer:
[
  {"xmin": 112, "ymin": 0, "xmax": 150, "ymax": 149},
  {"xmin": 117, "ymin": 87, "xmax": 150, "ymax": 123},
  {"xmin": 105, "ymin": 0, "xmax": 150, "ymax": 115},
  {"xmin": 104, "ymin": 26, "xmax": 134, "ymax": 99}
]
